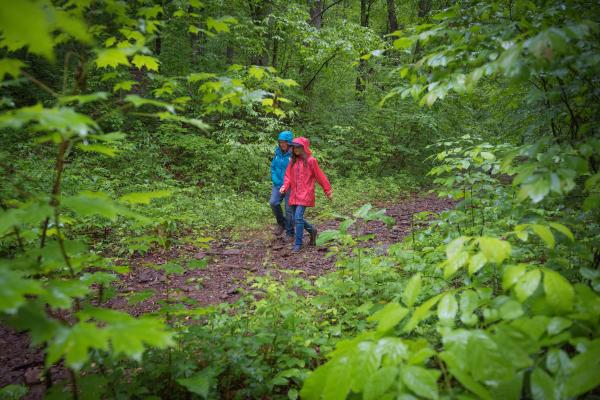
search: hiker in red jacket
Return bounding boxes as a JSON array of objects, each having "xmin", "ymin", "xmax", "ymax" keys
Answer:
[{"xmin": 280, "ymin": 137, "xmax": 332, "ymax": 252}]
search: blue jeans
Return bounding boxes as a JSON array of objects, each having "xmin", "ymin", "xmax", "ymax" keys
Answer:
[
  {"xmin": 269, "ymin": 185, "xmax": 294, "ymax": 236},
  {"xmin": 291, "ymin": 205, "xmax": 314, "ymax": 247}
]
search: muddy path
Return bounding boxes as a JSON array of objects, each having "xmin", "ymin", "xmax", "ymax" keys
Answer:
[{"xmin": 0, "ymin": 193, "xmax": 454, "ymax": 396}]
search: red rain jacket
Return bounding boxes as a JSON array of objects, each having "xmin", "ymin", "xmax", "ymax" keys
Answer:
[{"xmin": 281, "ymin": 137, "xmax": 331, "ymax": 207}]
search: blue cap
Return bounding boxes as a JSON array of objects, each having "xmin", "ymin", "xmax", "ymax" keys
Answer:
[{"xmin": 277, "ymin": 130, "xmax": 293, "ymax": 144}]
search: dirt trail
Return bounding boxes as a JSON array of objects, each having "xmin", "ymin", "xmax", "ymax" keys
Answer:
[{"xmin": 0, "ymin": 193, "xmax": 453, "ymax": 395}]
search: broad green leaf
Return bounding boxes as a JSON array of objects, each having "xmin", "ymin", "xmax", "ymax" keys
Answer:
[
  {"xmin": 76, "ymin": 143, "xmax": 119, "ymax": 157},
  {"xmin": 95, "ymin": 48, "xmax": 132, "ymax": 69},
  {"xmin": 400, "ymin": 366, "xmax": 439, "ymax": 400},
  {"xmin": 499, "ymin": 299, "xmax": 524, "ymax": 320},
  {"xmin": 364, "ymin": 367, "xmax": 397, "ymax": 400},
  {"xmin": 531, "ymin": 368, "xmax": 557, "ymax": 400},
  {"xmin": 0, "ymin": 269, "xmax": 44, "ymax": 314},
  {"xmin": 59, "ymin": 92, "xmax": 109, "ymax": 105},
  {"xmin": 439, "ymin": 351, "xmax": 492, "ymax": 400},
  {"xmin": 403, "ymin": 293, "xmax": 444, "ymax": 332},
  {"xmin": 444, "ymin": 250, "xmax": 468, "ymax": 279},
  {"xmin": 543, "ymin": 269, "xmax": 574, "ymax": 312},
  {"xmin": 459, "ymin": 290, "xmax": 478, "ymax": 326},
  {"xmin": 502, "ymin": 264, "xmax": 527, "ymax": 290},
  {"xmin": 188, "ymin": 72, "xmax": 217, "ymax": 82},
  {"xmin": 532, "ymin": 224, "xmax": 555, "ymax": 248},
  {"xmin": 124, "ymin": 95, "xmax": 176, "ymax": 113},
  {"xmin": 446, "ymin": 236, "xmax": 467, "ymax": 259},
  {"xmin": 77, "ymin": 308, "xmax": 174, "ymax": 361},
  {"xmin": 0, "ymin": 58, "xmax": 24, "ymax": 80},
  {"xmin": 46, "ymin": 323, "xmax": 110, "ymax": 370},
  {"xmin": 152, "ymin": 262, "xmax": 184, "ymax": 275},
  {"xmin": 437, "ymin": 293, "xmax": 458, "ymax": 326},
  {"xmin": 316, "ymin": 230, "xmax": 340, "ymax": 246},
  {"xmin": 468, "ymin": 252, "xmax": 487, "ymax": 275},
  {"xmin": 132, "ymin": 55, "xmax": 159, "ymax": 71},
  {"xmin": 402, "ymin": 273, "xmax": 421, "ymax": 307},
  {"xmin": 119, "ymin": 190, "xmax": 172, "ymax": 205},
  {"xmin": 548, "ymin": 222, "xmax": 574, "ymax": 241},
  {"xmin": 477, "ymin": 237, "xmax": 511, "ymax": 264},
  {"xmin": 113, "ymin": 80, "xmax": 138, "ymax": 92},
  {"xmin": 177, "ymin": 368, "xmax": 216, "ymax": 399},
  {"xmin": 514, "ymin": 269, "xmax": 542, "ymax": 302},
  {"xmin": 0, "ymin": 1, "xmax": 54, "ymax": 59},
  {"xmin": 42, "ymin": 280, "xmax": 90, "ymax": 309},
  {"xmin": 248, "ymin": 66, "xmax": 267, "ymax": 80},
  {"xmin": 564, "ymin": 339, "xmax": 600, "ymax": 397},
  {"xmin": 368, "ymin": 302, "xmax": 409, "ymax": 333}
]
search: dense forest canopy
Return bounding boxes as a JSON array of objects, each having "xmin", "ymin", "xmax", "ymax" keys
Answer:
[{"xmin": 1, "ymin": 0, "xmax": 599, "ymax": 399}]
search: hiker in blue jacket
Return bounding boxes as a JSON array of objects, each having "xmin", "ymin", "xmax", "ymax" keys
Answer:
[{"xmin": 270, "ymin": 131, "xmax": 294, "ymax": 239}]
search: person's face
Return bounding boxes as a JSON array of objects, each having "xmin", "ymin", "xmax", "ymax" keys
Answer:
[
  {"xmin": 279, "ymin": 141, "xmax": 289, "ymax": 152},
  {"xmin": 293, "ymin": 146, "xmax": 303, "ymax": 156}
]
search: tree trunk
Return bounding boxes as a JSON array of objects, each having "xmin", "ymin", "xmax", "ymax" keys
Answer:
[
  {"xmin": 412, "ymin": 0, "xmax": 432, "ymax": 62},
  {"xmin": 356, "ymin": 0, "xmax": 369, "ymax": 95},
  {"xmin": 309, "ymin": 0, "xmax": 324, "ymax": 28},
  {"xmin": 386, "ymin": 0, "xmax": 398, "ymax": 33}
]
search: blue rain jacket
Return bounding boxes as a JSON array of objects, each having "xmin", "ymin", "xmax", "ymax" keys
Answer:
[{"xmin": 271, "ymin": 131, "xmax": 293, "ymax": 186}]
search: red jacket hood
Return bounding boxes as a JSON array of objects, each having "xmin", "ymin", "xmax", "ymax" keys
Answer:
[{"xmin": 293, "ymin": 137, "xmax": 312, "ymax": 157}]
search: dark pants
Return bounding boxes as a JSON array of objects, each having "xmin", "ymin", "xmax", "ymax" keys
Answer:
[
  {"xmin": 291, "ymin": 205, "xmax": 314, "ymax": 247},
  {"xmin": 269, "ymin": 185, "xmax": 294, "ymax": 236}
]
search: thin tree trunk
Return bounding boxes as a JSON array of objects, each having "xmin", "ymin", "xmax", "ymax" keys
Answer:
[{"xmin": 387, "ymin": 0, "xmax": 398, "ymax": 33}]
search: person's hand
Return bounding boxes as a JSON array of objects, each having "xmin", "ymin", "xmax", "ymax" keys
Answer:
[
  {"xmin": 326, "ymin": 191, "xmax": 333, "ymax": 201},
  {"xmin": 279, "ymin": 186, "xmax": 286, "ymax": 194}
]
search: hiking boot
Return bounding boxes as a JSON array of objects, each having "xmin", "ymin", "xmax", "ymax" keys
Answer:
[
  {"xmin": 292, "ymin": 245, "xmax": 302, "ymax": 253},
  {"xmin": 309, "ymin": 228, "xmax": 318, "ymax": 246},
  {"xmin": 274, "ymin": 224, "xmax": 285, "ymax": 236}
]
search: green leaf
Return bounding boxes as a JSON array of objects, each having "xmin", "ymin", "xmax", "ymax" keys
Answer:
[
  {"xmin": 531, "ymin": 368, "xmax": 557, "ymax": 400},
  {"xmin": 206, "ymin": 17, "xmax": 236, "ymax": 33},
  {"xmin": 514, "ymin": 269, "xmax": 542, "ymax": 302},
  {"xmin": 77, "ymin": 308, "xmax": 174, "ymax": 361},
  {"xmin": 532, "ymin": 225, "xmax": 555, "ymax": 248},
  {"xmin": 113, "ymin": 80, "xmax": 138, "ymax": 92},
  {"xmin": 132, "ymin": 55, "xmax": 160, "ymax": 71},
  {"xmin": 316, "ymin": 230, "xmax": 340, "ymax": 246},
  {"xmin": 0, "ymin": 1, "xmax": 54, "ymax": 59},
  {"xmin": 177, "ymin": 368, "xmax": 215, "ymax": 399},
  {"xmin": 0, "ymin": 269, "xmax": 44, "ymax": 314},
  {"xmin": 188, "ymin": 72, "xmax": 217, "ymax": 82},
  {"xmin": 444, "ymin": 250, "xmax": 468, "ymax": 279},
  {"xmin": 468, "ymin": 252, "xmax": 487, "ymax": 275},
  {"xmin": 248, "ymin": 66, "xmax": 267, "ymax": 80},
  {"xmin": 0, "ymin": 384, "xmax": 28, "ymax": 399},
  {"xmin": 124, "ymin": 95, "xmax": 176, "ymax": 113},
  {"xmin": 543, "ymin": 269, "xmax": 574, "ymax": 312},
  {"xmin": 477, "ymin": 237, "xmax": 511, "ymax": 264},
  {"xmin": 152, "ymin": 262, "xmax": 184, "ymax": 275},
  {"xmin": 400, "ymin": 366, "xmax": 439, "ymax": 400},
  {"xmin": 42, "ymin": 280, "xmax": 90, "ymax": 309},
  {"xmin": 58, "ymin": 92, "xmax": 109, "ymax": 105},
  {"xmin": 368, "ymin": 302, "xmax": 409, "ymax": 333},
  {"xmin": 76, "ymin": 143, "xmax": 119, "ymax": 157},
  {"xmin": 437, "ymin": 293, "xmax": 458, "ymax": 326},
  {"xmin": 499, "ymin": 299, "xmax": 524, "ymax": 320},
  {"xmin": 565, "ymin": 339, "xmax": 600, "ymax": 397},
  {"xmin": 95, "ymin": 48, "xmax": 132, "ymax": 69},
  {"xmin": 502, "ymin": 264, "xmax": 527, "ymax": 290},
  {"xmin": 119, "ymin": 190, "xmax": 172, "ymax": 205},
  {"xmin": 47, "ymin": 323, "xmax": 110, "ymax": 370},
  {"xmin": 0, "ymin": 58, "xmax": 25, "ymax": 80},
  {"xmin": 403, "ymin": 293, "xmax": 444, "ymax": 332},
  {"xmin": 439, "ymin": 351, "xmax": 492, "ymax": 400},
  {"xmin": 402, "ymin": 273, "xmax": 421, "ymax": 307},
  {"xmin": 394, "ymin": 37, "xmax": 415, "ymax": 49},
  {"xmin": 364, "ymin": 367, "xmax": 397, "ymax": 400},
  {"xmin": 548, "ymin": 222, "xmax": 574, "ymax": 241}
]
